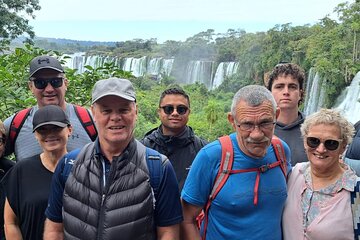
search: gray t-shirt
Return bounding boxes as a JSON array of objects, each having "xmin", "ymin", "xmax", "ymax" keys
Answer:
[{"xmin": 4, "ymin": 103, "xmax": 94, "ymax": 161}]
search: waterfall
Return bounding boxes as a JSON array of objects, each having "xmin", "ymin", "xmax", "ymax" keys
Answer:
[
  {"xmin": 185, "ymin": 60, "xmax": 214, "ymax": 89},
  {"xmin": 303, "ymin": 70, "xmax": 326, "ymax": 116},
  {"xmin": 212, "ymin": 62, "xmax": 239, "ymax": 89},
  {"xmin": 62, "ymin": 52, "xmax": 86, "ymax": 73},
  {"xmin": 334, "ymin": 71, "xmax": 360, "ymax": 123}
]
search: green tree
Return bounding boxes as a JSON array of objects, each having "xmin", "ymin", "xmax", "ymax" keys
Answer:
[{"xmin": 0, "ymin": 0, "xmax": 41, "ymax": 47}]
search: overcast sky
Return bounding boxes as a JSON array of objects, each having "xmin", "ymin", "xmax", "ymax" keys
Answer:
[{"xmin": 29, "ymin": 0, "xmax": 348, "ymax": 42}]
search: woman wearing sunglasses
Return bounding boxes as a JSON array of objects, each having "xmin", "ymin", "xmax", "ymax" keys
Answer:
[
  {"xmin": 3, "ymin": 105, "xmax": 72, "ymax": 240},
  {"xmin": 282, "ymin": 108, "xmax": 359, "ymax": 239}
]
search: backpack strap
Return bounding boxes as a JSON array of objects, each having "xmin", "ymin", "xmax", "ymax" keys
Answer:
[
  {"xmin": 351, "ymin": 180, "xmax": 360, "ymax": 239},
  {"xmin": 201, "ymin": 135, "xmax": 233, "ymax": 240},
  {"xmin": 145, "ymin": 147, "xmax": 163, "ymax": 197},
  {"xmin": 271, "ymin": 136, "xmax": 287, "ymax": 178},
  {"xmin": 8, "ymin": 107, "xmax": 32, "ymax": 154},
  {"xmin": 73, "ymin": 105, "xmax": 97, "ymax": 141}
]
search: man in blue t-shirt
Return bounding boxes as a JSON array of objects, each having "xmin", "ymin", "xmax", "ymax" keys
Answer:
[
  {"xmin": 44, "ymin": 77, "xmax": 183, "ymax": 240},
  {"xmin": 181, "ymin": 85, "xmax": 292, "ymax": 240}
]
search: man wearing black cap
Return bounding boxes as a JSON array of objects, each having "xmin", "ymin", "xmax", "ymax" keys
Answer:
[
  {"xmin": 44, "ymin": 77, "xmax": 183, "ymax": 239},
  {"xmin": 3, "ymin": 55, "xmax": 96, "ymax": 160}
]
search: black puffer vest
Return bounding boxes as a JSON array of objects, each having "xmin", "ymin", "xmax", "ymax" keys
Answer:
[{"xmin": 63, "ymin": 140, "xmax": 155, "ymax": 240}]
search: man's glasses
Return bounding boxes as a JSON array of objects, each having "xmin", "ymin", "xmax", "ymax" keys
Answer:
[
  {"xmin": 236, "ymin": 121, "xmax": 275, "ymax": 132},
  {"xmin": 32, "ymin": 77, "xmax": 63, "ymax": 89},
  {"xmin": 306, "ymin": 137, "xmax": 342, "ymax": 151},
  {"xmin": 160, "ymin": 105, "xmax": 189, "ymax": 115}
]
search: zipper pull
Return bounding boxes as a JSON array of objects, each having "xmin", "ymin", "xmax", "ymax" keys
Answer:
[{"xmin": 101, "ymin": 194, "xmax": 105, "ymax": 205}]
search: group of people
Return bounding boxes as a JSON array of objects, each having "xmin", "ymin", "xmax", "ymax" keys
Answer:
[{"xmin": 0, "ymin": 55, "xmax": 358, "ymax": 240}]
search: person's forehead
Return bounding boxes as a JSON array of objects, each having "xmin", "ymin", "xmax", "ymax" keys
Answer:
[
  {"xmin": 273, "ymin": 74, "xmax": 299, "ymax": 84},
  {"xmin": 235, "ymin": 100, "xmax": 274, "ymax": 119}
]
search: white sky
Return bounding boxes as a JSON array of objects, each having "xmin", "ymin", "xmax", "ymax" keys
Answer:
[{"xmin": 29, "ymin": 0, "xmax": 348, "ymax": 42}]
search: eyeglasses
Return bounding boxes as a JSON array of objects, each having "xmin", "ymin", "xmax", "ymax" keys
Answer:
[
  {"xmin": 160, "ymin": 105, "xmax": 189, "ymax": 115},
  {"xmin": 236, "ymin": 121, "xmax": 276, "ymax": 131},
  {"xmin": 306, "ymin": 137, "xmax": 342, "ymax": 151},
  {"xmin": 32, "ymin": 77, "xmax": 63, "ymax": 89}
]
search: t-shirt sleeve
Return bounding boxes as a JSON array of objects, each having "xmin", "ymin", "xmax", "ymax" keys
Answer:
[
  {"xmin": 154, "ymin": 158, "xmax": 183, "ymax": 227},
  {"xmin": 45, "ymin": 157, "xmax": 66, "ymax": 223},
  {"xmin": 181, "ymin": 143, "xmax": 220, "ymax": 207}
]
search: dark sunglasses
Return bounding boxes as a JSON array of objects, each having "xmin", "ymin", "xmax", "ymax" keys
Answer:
[
  {"xmin": 32, "ymin": 77, "xmax": 63, "ymax": 89},
  {"xmin": 160, "ymin": 105, "xmax": 188, "ymax": 115},
  {"xmin": 306, "ymin": 137, "xmax": 342, "ymax": 151}
]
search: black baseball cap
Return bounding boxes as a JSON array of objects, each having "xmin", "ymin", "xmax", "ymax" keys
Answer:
[
  {"xmin": 33, "ymin": 105, "xmax": 70, "ymax": 132},
  {"xmin": 29, "ymin": 55, "xmax": 64, "ymax": 78}
]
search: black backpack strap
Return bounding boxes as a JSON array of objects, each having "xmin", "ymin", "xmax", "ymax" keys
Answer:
[
  {"xmin": 73, "ymin": 105, "xmax": 97, "ymax": 141},
  {"xmin": 8, "ymin": 107, "xmax": 32, "ymax": 154}
]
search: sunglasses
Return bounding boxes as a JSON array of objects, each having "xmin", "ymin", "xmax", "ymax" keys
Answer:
[
  {"xmin": 32, "ymin": 77, "xmax": 63, "ymax": 89},
  {"xmin": 160, "ymin": 105, "xmax": 189, "ymax": 115},
  {"xmin": 306, "ymin": 137, "xmax": 342, "ymax": 151}
]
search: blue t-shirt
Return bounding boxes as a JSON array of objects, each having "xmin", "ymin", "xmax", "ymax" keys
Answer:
[
  {"xmin": 181, "ymin": 133, "xmax": 292, "ymax": 240},
  {"xmin": 45, "ymin": 141, "xmax": 183, "ymax": 227}
]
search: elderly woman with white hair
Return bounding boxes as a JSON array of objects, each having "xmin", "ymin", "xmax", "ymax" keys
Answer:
[{"xmin": 282, "ymin": 108, "xmax": 360, "ymax": 239}]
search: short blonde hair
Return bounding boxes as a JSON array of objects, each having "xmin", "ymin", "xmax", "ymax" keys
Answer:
[{"xmin": 300, "ymin": 108, "xmax": 355, "ymax": 144}]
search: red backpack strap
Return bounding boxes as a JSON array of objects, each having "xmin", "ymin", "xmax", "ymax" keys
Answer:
[
  {"xmin": 8, "ymin": 108, "xmax": 32, "ymax": 154},
  {"xmin": 271, "ymin": 136, "xmax": 287, "ymax": 178},
  {"xmin": 201, "ymin": 135, "xmax": 234, "ymax": 240},
  {"xmin": 73, "ymin": 105, "xmax": 97, "ymax": 141}
]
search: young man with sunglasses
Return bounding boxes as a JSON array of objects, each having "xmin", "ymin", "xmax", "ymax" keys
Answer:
[
  {"xmin": 3, "ymin": 55, "xmax": 96, "ymax": 160},
  {"xmin": 141, "ymin": 87, "xmax": 207, "ymax": 190},
  {"xmin": 267, "ymin": 62, "xmax": 307, "ymax": 166}
]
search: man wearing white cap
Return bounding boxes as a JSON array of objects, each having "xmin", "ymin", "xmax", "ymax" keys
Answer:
[
  {"xmin": 4, "ymin": 55, "xmax": 97, "ymax": 160},
  {"xmin": 44, "ymin": 77, "xmax": 182, "ymax": 240}
]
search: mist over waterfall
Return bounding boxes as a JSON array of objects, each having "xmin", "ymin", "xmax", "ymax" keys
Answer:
[
  {"xmin": 184, "ymin": 61, "xmax": 214, "ymax": 88},
  {"xmin": 303, "ymin": 68, "xmax": 326, "ymax": 116},
  {"xmin": 334, "ymin": 71, "xmax": 360, "ymax": 124}
]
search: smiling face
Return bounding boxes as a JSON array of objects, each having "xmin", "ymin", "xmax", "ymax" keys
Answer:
[
  {"xmin": 91, "ymin": 95, "xmax": 137, "ymax": 150},
  {"xmin": 35, "ymin": 125, "xmax": 72, "ymax": 154},
  {"xmin": 158, "ymin": 94, "xmax": 190, "ymax": 136},
  {"xmin": 304, "ymin": 123, "xmax": 346, "ymax": 172},
  {"xmin": 270, "ymin": 75, "xmax": 302, "ymax": 110},
  {"xmin": 228, "ymin": 100, "xmax": 278, "ymax": 158},
  {"xmin": 29, "ymin": 69, "xmax": 68, "ymax": 109}
]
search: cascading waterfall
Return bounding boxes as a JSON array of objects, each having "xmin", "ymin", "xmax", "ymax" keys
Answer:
[
  {"xmin": 212, "ymin": 62, "xmax": 239, "ymax": 89},
  {"xmin": 334, "ymin": 71, "xmax": 360, "ymax": 123},
  {"xmin": 303, "ymin": 70, "xmax": 326, "ymax": 116},
  {"xmin": 185, "ymin": 61, "xmax": 214, "ymax": 89}
]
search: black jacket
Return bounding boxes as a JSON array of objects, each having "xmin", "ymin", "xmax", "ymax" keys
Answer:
[{"xmin": 141, "ymin": 125, "xmax": 207, "ymax": 190}]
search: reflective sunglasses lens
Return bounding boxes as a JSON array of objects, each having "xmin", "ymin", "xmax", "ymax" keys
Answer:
[
  {"xmin": 177, "ymin": 106, "xmax": 188, "ymax": 115},
  {"xmin": 34, "ymin": 79, "xmax": 47, "ymax": 89},
  {"xmin": 162, "ymin": 106, "xmax": 174, "ymax": 115},
  {"xmin": 324, "ymin": 139, "xmax": 340, "ymax": 151},
  {"xmin": 306, "ymin": 137, "xmax": 320, "ymax": 148},
  {"xmin": 50, "ymin": 78, "xmax": 63, "ymax": 88}
]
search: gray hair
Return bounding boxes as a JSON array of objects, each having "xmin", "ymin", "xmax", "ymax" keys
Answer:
[
  {"xmin": 300, "ymin": 108, "xmax": 355, "ymax": 144},
  {"xmin": 231, "ymin": 85, "xmax": 277, "ymax": 116}
]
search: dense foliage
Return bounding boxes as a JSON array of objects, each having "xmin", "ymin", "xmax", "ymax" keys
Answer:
[
  {"xmin": 1, "ymin": 1, "xmax": 360, "ymax": 142},
  {"xmin": 0, "ymin": 0, "xmax": 40, "ymax": 47}
]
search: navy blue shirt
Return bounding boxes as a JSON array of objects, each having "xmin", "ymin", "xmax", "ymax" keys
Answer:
[{"xmin": 45, "ymin": 140, "xmax": 183, "ymax": 227}]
